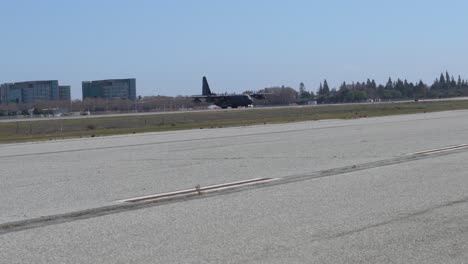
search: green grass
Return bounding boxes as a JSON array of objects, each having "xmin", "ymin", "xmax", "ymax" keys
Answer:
[{"xmin": 1, "ymin": 100, "xmax": 467, "ymax": 143}]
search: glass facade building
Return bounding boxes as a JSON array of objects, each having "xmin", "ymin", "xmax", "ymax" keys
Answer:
[
  {"xmin": 82, "ymin": 78, "xmax": 136, "ymax": 100},
  {"xmin": 0, "ymin": 80, "xmax": 71, "ymax": 104},
  {"xmin": 59, "ymin": 86, "xmax": 71, "ymax": 101}
]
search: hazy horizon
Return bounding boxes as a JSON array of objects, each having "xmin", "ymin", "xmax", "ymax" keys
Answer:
[{"xmin": 1, "ymin": 0, "xmax": 467, "ymax": 99}]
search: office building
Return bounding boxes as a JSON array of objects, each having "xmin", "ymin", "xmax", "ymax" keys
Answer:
[
  {"xmin": 59, "ymin": 86, "xmax": 71, "ymax": 101},
  {"xmin": 0, "ymin": 83, "xmax": 11, "ymax": 103},
  {"xmin": 82, "ymin": 78, "xmax": 136, "ymax": 100},
  {"xmin": 0, "ymin": 80, "xmax": 71, "ymax": 104}
]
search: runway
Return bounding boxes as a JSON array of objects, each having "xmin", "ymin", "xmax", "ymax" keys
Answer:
[{"xmin": 1, "ymin": 110, "xmax": 468, "ymax": 263}]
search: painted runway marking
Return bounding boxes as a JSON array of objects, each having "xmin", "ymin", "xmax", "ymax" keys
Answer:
[
  {"xmin": 406, "ymin": 144, "xmax": 468, "ymax": 156},
  {"xmin": 3, "ymin": 142, "xmax": 468, "ymax": 235},
  {"xmin": 119, "ymin": 177, "xmax": 279, "ymax": 203}
]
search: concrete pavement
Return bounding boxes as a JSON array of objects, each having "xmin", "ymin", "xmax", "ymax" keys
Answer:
[{"xmin": 1, "ymin": 110, "xmax": 468, "ymax": 263}]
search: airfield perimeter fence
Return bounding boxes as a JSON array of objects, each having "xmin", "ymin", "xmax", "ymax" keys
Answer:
[{"xmin": 1, "ymin": 100, "xmax": 468, "ymax": 141}]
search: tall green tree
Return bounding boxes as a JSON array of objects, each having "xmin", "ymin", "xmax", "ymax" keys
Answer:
[
  {"xmin": 317, "ymin": 83, "xmax": 323, "ymax": 96},
  {"xmin": 323, "ymin": 80, "xmax": 330, "ymax": 96},
  {"xmin": 445, "ymin": 71, "xmax": 451, "ymax": 86},
  {"xmin": 299, "ymin": 82, "xmax": 306, "ymax": 95},
  {"xmin": 299, "ymin": 82, "xmax": 310, "ymax": 99},
  {"xmin": 450, "ymin": 76, "xmax": 456, "ymax": 88},
  {"xmin": 439, "ymin": 73, "xmax": 446, "ymax": 87},
  {"xmin": 317, "ymin": 83, "xmax": 324, "ymax": 103},
  {"xmin": 298, "ymin": 82, "xmax": 311, "ymax": 103},
  {"xmin": 394, "ymin": 79, "xmax": 404, "ymax": 98},
  {"xmin": 385, "ymin": 77, "xmax": 393, "ymax": 90}
]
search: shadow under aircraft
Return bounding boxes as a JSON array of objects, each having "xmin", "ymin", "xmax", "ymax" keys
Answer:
[{"xmin": 192, "ymin": 77, "xmax": 267, "ymax": 109}]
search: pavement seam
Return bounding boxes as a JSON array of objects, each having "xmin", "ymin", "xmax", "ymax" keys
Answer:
[{"xmin": 1, "ymin": 146, "xmax": 467, "ymax": 235}]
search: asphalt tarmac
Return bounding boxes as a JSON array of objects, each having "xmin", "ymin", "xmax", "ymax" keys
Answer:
[{"xmin": 1, "ymin": 110, "xmax": 468, "ymax": 263}]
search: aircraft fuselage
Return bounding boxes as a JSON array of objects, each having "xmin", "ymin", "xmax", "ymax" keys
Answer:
[
  {"xmin": 193, "ymin": 76, "xmax": 263, "ymax": 109},
  {"xmin": 206, "ymin": 94, "xmax": 253, "ymax": 109}
]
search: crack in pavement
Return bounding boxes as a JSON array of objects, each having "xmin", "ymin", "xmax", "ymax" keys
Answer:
[{"xmin": 309, "ymin": 196, "xmax": 468, "ymax": 243}]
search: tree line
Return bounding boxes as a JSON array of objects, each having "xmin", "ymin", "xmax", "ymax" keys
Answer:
[
  {"xmin": 314, "ymin": 71, "xmax": 468, "ymax": 104},
  {"xmin": 1, "ymin": 71, "xmax": 467, "ymax": 116}
]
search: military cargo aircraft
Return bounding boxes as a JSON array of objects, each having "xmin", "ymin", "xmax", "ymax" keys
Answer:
[{"xmin": 192, "ymin": 77, "xmax": 267, "ymax": 109}]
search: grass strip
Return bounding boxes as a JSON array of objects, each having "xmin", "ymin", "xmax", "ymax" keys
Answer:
[{"xmin": 0, "ymin": 100, "xmax": 467, "ymax": 143}]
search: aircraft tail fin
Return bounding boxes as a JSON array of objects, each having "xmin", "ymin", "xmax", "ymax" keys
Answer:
[{"xmin": 202, "ymin": 76, "xmax": 213, "ymax": 95}]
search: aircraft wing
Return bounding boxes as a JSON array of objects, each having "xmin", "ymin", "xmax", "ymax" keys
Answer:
[
  {"xmin": 191, "ymin": 95, "xmax": 206, "ymax": 103},
  {"xmin": 250, "ymin": 93, "xmax": 271, "ymax": 100},
  {"xmin": 192, "ymin": 95, "xmax": 228, "ymax": 102}
]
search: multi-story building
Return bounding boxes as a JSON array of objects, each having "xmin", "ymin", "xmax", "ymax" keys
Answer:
[
  {"xmin": 59, "ymin": 85, "xmax": 71, "ymax": 101},
  {"xmin": 0, "ymin": 83, "xmax": 11, "ymax": 103},
  {"xmin": 0, "ymin": 80, "xmax": 71, "ymax": 104},
  {"xmin": 82, "ymin": 78, "xmax": 136, "ymax": 100}
]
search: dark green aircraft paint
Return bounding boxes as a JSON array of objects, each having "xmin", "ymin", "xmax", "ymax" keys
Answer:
[{"xmin": 193, "ymin": 76, "xmax": 265, "ymax": 109}]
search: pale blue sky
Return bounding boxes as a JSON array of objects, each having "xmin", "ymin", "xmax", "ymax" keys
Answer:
[{"xmin": 1, "ymin": 0, "xmax": 467, "ymax": 99}]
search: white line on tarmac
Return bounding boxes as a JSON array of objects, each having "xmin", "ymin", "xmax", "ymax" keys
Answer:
[
  {"xmin": 406, "ymin": 144, "xmax": 468, "ymax": 156},
  {"xmin": 118, "ymin": 177, "xmax": 280, "ymax": 203}
]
